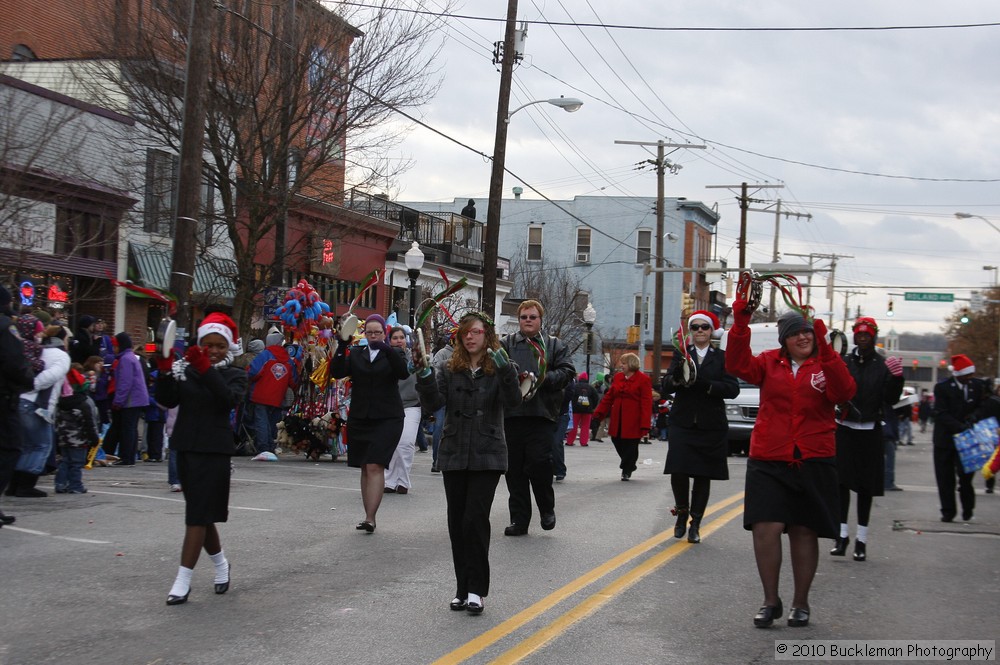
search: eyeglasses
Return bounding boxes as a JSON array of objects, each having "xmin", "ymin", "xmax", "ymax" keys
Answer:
[
  {"xmin": 364, "ymin": 329, "xmax": 385, "ymax": 336},
  {"xmin": 519, "ymin": 314, "xmax": 539, "ymax": 321},
  {"xmin": 464, "ymin": 329, "xmax": 485, "ymax": 337},
  {"xmin": 689, "ymin": 324, "xmax": 712, "ymax": 331}
]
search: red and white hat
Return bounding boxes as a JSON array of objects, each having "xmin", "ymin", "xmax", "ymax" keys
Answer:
[
  {"xmin": 688, "ymin": 310, "xmax": 723, "ymax": 338},
  {"xmin": 949, "ymin": 354, "xmax": 976, "ymax": 377},
  {"xmin": 198, "ymin": 312, "xmax": 240, "ymax": 352},
  {"xmin": 852, "ymin": 316, "xmax": 879, "ymax": 337}
]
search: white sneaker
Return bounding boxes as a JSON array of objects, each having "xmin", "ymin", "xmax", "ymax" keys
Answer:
[{"xmin": 170, "ymin": 484, "xmax": 182, "ymax": 492}]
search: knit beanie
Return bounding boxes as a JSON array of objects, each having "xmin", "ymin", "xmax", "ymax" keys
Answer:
[
  {"xmin": 777, "ymin": 311, "xmax": 813, "ymax": 345},
  {"xmin": 364, "ymin": 314, "xmax": 387, "ymax": 334}
]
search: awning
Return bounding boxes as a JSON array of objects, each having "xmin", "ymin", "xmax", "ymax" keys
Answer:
[{"xmin": 128, "ymin": 243, "xmax": 237, "ymax": 299}]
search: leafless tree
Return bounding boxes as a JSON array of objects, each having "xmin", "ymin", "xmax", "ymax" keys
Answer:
[
  {"xmin": 78, "ymin": 0, "xmax": 446, "ymax": 332},
  {"xmin": 508, "ymin": 245, "xmax": 590, "ymax": 355}
]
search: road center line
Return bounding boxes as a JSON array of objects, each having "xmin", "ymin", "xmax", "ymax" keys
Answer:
[
  {"xmin": 86, "ymin": 490, "xmax": 273, "ymax": 511},
  {"xmin": 432, "ymin": 491, "xmax": 745, "ymax": 665}
]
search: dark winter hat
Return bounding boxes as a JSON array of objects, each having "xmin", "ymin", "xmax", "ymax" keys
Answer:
[
  {"xmin": 777, "ymin": 311, "xmax": 813, "ymax": 345},
  {"xmin": 0, "ymin": 285, "xmax": 11, "ymax": 313},
  {"xmin": 364, "ymin": 313, "xmax": 387, "ymax": 333},
  {"xmin": 78, "ymin": 315, "xmax": 96, "ymax": 330},
  {"xmin": 115, "ymin": 332, "xmax": 133, "ymax": 350}
]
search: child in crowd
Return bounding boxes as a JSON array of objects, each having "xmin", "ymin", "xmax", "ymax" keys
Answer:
[{"xmin": 55, "ymin": 368, "xmax": 100, "ymax": 494}]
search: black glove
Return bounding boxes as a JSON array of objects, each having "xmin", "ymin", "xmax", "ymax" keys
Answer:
[
  {"xmin": 671, "ymin": 362, "xmax": 686, "ymax": 383},
  {"xmin": 369, "ymin": 340, "xmax": 393, "ymax": 354}
]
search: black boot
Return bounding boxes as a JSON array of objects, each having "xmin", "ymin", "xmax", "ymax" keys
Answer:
[
  {"xmin": 853, "ymin": 540, "xmax": 867, "ymax": 562},
  {"xmin": 830, "ymin": 535, "xmax": 849, "ymax": 556},
  {"xmin": 14, "ymin": 472, "xmax": 47, "ymax": 498},
  {"xmin": 687, "ymin": 515, "xmax": 702, "ymax": 544},
  {"xmin": 3, "ymin": 471, "xmax": 19, "ymax": 497},
  {"xmin": 671, "ymin": 506, "xmax": 689, "ymax": 539}
]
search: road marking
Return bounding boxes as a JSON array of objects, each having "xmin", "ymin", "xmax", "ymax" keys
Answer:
[
  {"xmin": 86, "ymin": 490, "xmax": 272, "ymax": 511},
  {"xmin": 2, "ymin": 526, "xmax": 111, "ymax": 544},
  {"xmin": 432, "ymin": 491, "xmax": 745, "ymax": 665}
]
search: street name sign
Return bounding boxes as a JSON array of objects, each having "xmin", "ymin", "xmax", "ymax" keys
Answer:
[{"xmin": 904, "ymin": 292, "xmax": 954, "ymax": 302}]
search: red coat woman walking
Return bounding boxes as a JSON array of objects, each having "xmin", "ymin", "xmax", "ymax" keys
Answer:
[{"xmin": 593, "ymin": 353, "xmax": 652, "ymax": 480}]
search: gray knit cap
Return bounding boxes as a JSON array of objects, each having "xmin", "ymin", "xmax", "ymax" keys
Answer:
[{"xmin": 777, "ymin": 311, "xmax": 813, "ymax": 345}]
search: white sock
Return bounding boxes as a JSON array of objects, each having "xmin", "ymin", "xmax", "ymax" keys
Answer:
[
  {"xmin": 467, "ymin": 592, "xmax": 482, "ymax": 606},
  {"xmin": 169, "ymin": 566, "xmax": 194, "ymax": 597},
  {"xmin": 209, "ymin": 550, "xmax": 229, "ymax": 584},
  {"xmin": 856, "ymin": 525, "xmax": 868, "ymax": 543},
  {"xmin": 840, "ymin": 523, "xmax": 849, "ymax": 538}
]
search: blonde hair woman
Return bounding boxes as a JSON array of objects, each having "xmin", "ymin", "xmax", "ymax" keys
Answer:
[{"xmin": 592, "ymin": 353, "xmax": 652, "ymax": 481}]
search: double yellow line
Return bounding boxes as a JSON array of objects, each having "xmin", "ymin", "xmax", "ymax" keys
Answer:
[{"xmin": 433, "ymin": 491, "xmax": 745, "ymax": 665}]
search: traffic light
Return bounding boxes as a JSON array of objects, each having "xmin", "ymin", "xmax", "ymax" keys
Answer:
[
  {"xmin": 681, "ymin": 292, "xmax": 694, "ymax": 316},
  {"xmin": 960, "ymin": 308, "xmax": 970, "ymax": 324},
  {"xmin": 886, "ymin": 299, "xmax": 894, "ymax": 317}
]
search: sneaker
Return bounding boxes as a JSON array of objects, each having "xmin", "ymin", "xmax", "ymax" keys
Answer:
[
  {"xmin": 55, "ymin": 487, "xmax": 69, "ymax": 494},
  {"xmin": 68, "ymin": 488, "xmax": 88, "ymax": 494},
  {"xmin": 170, "ymin": 484, "xmax": 182, "ymax": 492},
  {"xmin": 554, "ymin": 475, "xmax": 565, "ymax": 482}
]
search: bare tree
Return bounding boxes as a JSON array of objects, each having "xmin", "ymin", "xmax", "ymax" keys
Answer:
[
  {"xmin": 508, "ymin": 244, "xmax": 589, "ymax": 355},
  {"xmin": 78, "ymin": 0, "xmax": 446, "ymax": 332}
]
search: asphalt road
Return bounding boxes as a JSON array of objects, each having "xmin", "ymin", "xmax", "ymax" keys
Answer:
[{"xmin": 1, "ymin": 425, "xmax": 997, "ymax": 665}]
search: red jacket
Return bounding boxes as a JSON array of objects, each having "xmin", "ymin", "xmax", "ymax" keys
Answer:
[
  {"xmin": 725, "ymin": 325, "xmax": 855, "ymax": 462},
  {"xmin": 247, "ymin": 345, "xmax": 300, "ymax": 407},
  {"xmin": 593, "ymin": 371, "xmax": 652, "ymax": 440}
]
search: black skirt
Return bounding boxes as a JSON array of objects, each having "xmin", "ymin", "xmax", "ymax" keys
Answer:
[
  {"xmin": 835, "ymin": 425, "xmax": 885, "ymax": 496},
  {"xmin": 663, "ymin": 425, "xmax": 730, "ymax": 480},
  {"xmin": 743, "ymin": 457, "xmax": 839, "ymax": 539},
  {"xmin": 346, "ymin": 416, "xmax": 404, "ymax": 468},
  {"xmin": 177, "ymin": 451, "xmax": 231, "ymax": 526}
]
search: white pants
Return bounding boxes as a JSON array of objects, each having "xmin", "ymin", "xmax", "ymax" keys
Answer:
[{"xmin": 385, "ymin": 407, "xmax": 421, "ymax": 490}]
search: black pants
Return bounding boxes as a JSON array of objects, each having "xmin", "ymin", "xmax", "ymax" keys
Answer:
[
  {"xmin": 504, "ymin": 417, "xmax": 555, "ymax": 527},
  {"xmin": 671, "ymin": 474, "xmax": 710, "ymax": 518},
  {"xmin": 0, "ymin": 448, "xmax": 20, "ymax": 499},
  {"xmin": 443, "ymin": 470, "xmax": 502, "ymax": 598},
  {"xmin": 933, "ymin": 445, "xmax": 975, "ymax": 519},
  {"xmin": 612, "ymin": 437, "xmax": 640, "ymax": 474}
]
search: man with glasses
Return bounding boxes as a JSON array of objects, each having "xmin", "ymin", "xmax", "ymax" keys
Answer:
[{"xmin": 501, "ymin": 300, "xmax": 575, "ymax": 536}]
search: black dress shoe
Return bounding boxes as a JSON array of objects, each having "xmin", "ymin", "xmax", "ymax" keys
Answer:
[
  {"xmin": 450, "ymin": 597, "xmax": 467, "ymax": 611},
  {"xmin": 672, "ymin": 507, "xmax": 688, "ymax": 539},
  {"xmin": 466, "ymin": 599, "xmax": 484, "ymax": 615},
  {"xmin": 540, "ymin": 512, "xmax": 556, "ymax": 530},
  {"xmin": 941, "ymin": 514, "xmax": 955, "ymax": 523},
  {"xmin": 753, "ymin": 599, "xmax": 783, "ymax": 628},
  {"xmin": 215, "ymin": 563, "xmax": 231, "ymax": 594},
  {"xmin": 853, "ymin": 541, "xmax": 866, "ymax": 562},
  {"xmin": 504, "ymin": 524, "xmax": 528, "ymax": 536},
  {"xmin": 396, "ymin": 487, "xmax": 408, "ymax": 495},
  {"xmin": 166, "ymin": 589, "xmax": 190, "ymax": 606},
  {"xmin": 962, "ymin": 510, "xmax": 973, "ymax": 521},
  {"xmin": 355, "ymin": 521, "xmax": 376, "ymax": 533},
  {"xmin": 787, "ymin": 607, "xmax": 810, "ymax": 627},
  {"xmin": 830, "ymin": 536, "xmax": 849, "ymax": 556},
  {"xmin": 0, "ymin": 511, "xmax": 15, "ymax": 525},
  {"xmin": 383, "ymin": 486, "xmax": 396, "ymax": 493},
  {"xmin": 687, "ymin": 521, "xmax": 701, "ymax": 544},
  {"xmin": 620, "ymin": 471, "xmax": 631, "ymax": 481}
]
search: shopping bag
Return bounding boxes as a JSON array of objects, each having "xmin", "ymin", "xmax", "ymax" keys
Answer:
[{"xmin": 953, "ymin": 416, "xmax": 999, "ymax": 474}]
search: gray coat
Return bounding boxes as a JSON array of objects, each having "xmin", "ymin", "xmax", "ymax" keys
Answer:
[
  {"xmin": 501, "ymin": 331, "xmax": 576, "ymax": 421},
  {"xmin": 416, "ymin": 361, "xmax": 521, "ymax": 472}
]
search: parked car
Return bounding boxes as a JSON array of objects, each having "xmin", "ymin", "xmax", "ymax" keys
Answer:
[{"xmin": 719, "ymin": 321, "xmax": 780, "ymax": 456}]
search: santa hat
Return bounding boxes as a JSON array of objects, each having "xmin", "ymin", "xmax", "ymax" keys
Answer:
[
  {"xmin": 688, "ymin": 310, "xmax": 723, "ymax": 338},
  {"xmin": 852, "ymin": 316, "xmax": 879, "ymax": 338},
  {"xmin": 198, "ymin": 312, "xmax": 240, "ymax": 352},
  {"xmin": 950, "ymin": 354, "xmax": 976, "ymax": 377}
]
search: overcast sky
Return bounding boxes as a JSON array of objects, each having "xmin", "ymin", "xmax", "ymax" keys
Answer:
[{"xmin": 374, "ymin": 1, "xmax": 1000, "ymax": 334}]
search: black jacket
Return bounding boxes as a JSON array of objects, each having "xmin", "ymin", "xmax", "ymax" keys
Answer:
[
  {"xmin": 933, "ymin": 376, "xmax": 989, "ymax": 449},
  {"xmin": 660, "ymin": 345, "xmax": 739, "ymax": 431},
  {"xmin": 157, "ymin": 364, "xmax": 248, "ymax": 455},
  {"xmin": 502, "ymin": 331, "xmax": 575, "ymax": 421},
  {"xmin": 331, "ymin": 343, "xmax": 409, "ymax": 420},
  {"xmin": 839, "ymin": 348, "xmax": 904, "ymax": 423},
  {"xmin": 570, "ymin": 379, "xmax": 599, "ymax": 415},
  {"xmin": 0, "ymin": 313, "xmax": 35, "ymax": 451}
]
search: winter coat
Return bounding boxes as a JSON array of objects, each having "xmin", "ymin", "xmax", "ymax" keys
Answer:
[
  {"xmin": 24, "ymin": 344, "xmax": 71, "ymax": 423},
  {"xmin": 501, "ymin": 331, "xmax": 576, "ymax": 421},
  {"xmin": 838, "ymin": 347, "xmax": 903, "ymax": 423},
  {"xmin": 247, "ymin": 345, "xmax": 300, "ymax": 407},
  {"xmin": 330, "ymin": 343, "xmax": 409, "ymax": 420},
  {"xmin": 593, "ymin": 371, "xmax": 653, "ymax": 440},
  {"xmin": 112, "ymin": 348, "xmax": 149, "ymax": 409},
  {"xmin": 0, "ymin": 313, "xmax": 35, "ymax": 451},
  {"xmin": 660, "ymin": 345, "xmax": 739, "ymax": 431},
  {"xmin": 933, "ymin": 376, "xmax": 989, "ymax": 449},
  {"xmin": 156, "ymin": 364, "xmax": 247, "ymax": 455},
  {"xmin": 725, "ymin": 325, "xmax": 856, "ymax": 462},
  {"xmin": 416, "ymin": 360, "xmax": 521, "ymax": 472},
  {"xmin": 570, "ymin": 379, "xmax": 600, "ymax": 415},
  {"xmin": 56, "ymin": 392, "xmax": 100, "ymax": 448}
]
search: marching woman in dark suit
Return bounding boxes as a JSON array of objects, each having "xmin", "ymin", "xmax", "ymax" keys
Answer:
[
  {"xmin": 331, "ymin": 314, "xmax": 409, "ymax": 533},
  {"xmin": 414, "ymin": 312, "xmax": 521, "ymax": 615},
  {"xmin": 156, "ymin": 311, "xmax": 247, "ymax": 605},
  {"xmin": 660, "ymin": 310, "xmax": 740, "ymax": 543}
]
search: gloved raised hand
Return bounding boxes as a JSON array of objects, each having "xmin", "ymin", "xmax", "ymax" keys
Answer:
[
  {"xmin": 156, "ymin": 351, "xmax": 175, "ymax": 373},
  {"xmin": 885, "ymin": 356, "xmax": 903, "ymax": 377},
  {"xmin": 185, "ymin": 345, "xmax": 212, "ymax": 374},
  {"xmin": 489, "ymin": 346, "xmax": 510, "ymax": 369},
  {"xmin": 369, "ymin": 339, "xmax": 393, "ymax": 354},
  {"xmin": 811, "ymin": 317, "xmax": 834, "ymax": 356},
  {"xmin": 732, "ymin": 299, "xmax": 752, "ymax": 327}
]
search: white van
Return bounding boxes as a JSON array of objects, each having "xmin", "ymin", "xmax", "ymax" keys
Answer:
[{"xmin": 718, "ymin": 322, "xmax": 781, "ymax": 456}]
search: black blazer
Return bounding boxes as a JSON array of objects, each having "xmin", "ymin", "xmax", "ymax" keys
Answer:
[
  {"xmin": 157, "ymin": 365, "xmax": 248, "ymax": 455},
  {"xmin": 932, "ymin": 376, "xmax": 988, "ymax": 448},
  {"xmin": 331, "ymin": 344, "xmax": 409, "ymax": 420},
  {"xmin": 660, "ymin": 346, "xmax": 740, "ymax": 431}
]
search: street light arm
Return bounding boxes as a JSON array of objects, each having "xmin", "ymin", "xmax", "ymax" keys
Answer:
[
  {"xmin": 955, "ymin": 212, "xmax": 1000, "ymax": 235},
  {"xmin": 507, "ymin": 97, "xmax": 583, "ymax": 122}
]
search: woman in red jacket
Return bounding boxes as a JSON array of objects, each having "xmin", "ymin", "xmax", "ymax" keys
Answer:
[
  {"xmin": 726, "ymin": 306, "xmax": 855, "ymax": 629},
  {"xmin": 593, "ymin": 353, "xmax": 652, "ymax": 481}
]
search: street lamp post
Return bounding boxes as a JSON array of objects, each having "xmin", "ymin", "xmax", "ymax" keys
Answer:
[
  {"xmin": 583, "ymin": 302, "xmax": 597, "ymax": 376},
  {"xmin": 955, "ymin": 212, "xmax": 1000, "ymax": 234},
  {"xmin": 481, "ymin": 95, "xmax": 583, "ymax": 317},
  {"xmin": 404, "ymin": 241, "xmax": 424, "ymax": 327}
]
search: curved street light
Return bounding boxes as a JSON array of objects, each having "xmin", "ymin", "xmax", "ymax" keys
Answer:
[
  {"xmin": 955, "ymin": 211, "xmax": 1000, "ymax": 235},
  {"xmin": 506, "ymin": 96, "xmax": 584, "ymax": 122}
]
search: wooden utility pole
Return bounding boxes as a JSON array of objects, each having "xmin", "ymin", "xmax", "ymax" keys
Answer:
[
  {"xmin": 705, "ymin": 182, "xmax": 783, "ymax": 271},
  {"xmin": 170, "ymin": 0, "xmax": 216, "ymax": 334},
  {"xmin": 481, "ymin": 0, "xmax": 519, "ymax": 319},
  {"xmin": 615, "ymin": 139, "xmax": 705, "ymax": 383}
]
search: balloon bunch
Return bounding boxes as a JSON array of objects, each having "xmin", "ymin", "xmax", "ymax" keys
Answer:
[{"xmin": 276, "ymin": 280, "xmax": 331, "ymax": 341}]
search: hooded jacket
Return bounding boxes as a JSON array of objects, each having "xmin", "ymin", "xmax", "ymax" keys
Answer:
[{"xmin": 247, "ymin": 345, "xmax": 300, "ymax": 407}]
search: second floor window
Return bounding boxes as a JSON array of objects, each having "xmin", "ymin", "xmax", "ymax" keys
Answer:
[
  {"xmin": 636, "ymin": 229, "xmax": 651, "ymax": 264},
  {"xmin": 576, "ymin": 227, "xmax": 591, "ymax": 263},
  {"xmin": 144, "ymin": 149, "xmax": 177, "ymax": 236},
  {"xmin": 527, "ymin": 226, "xmax": 543, "ymax": 261}
]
